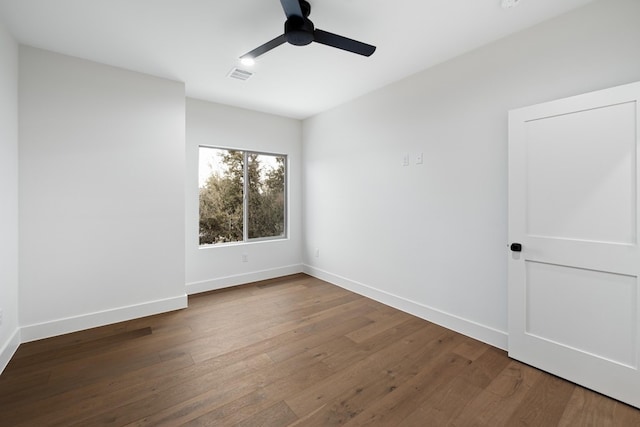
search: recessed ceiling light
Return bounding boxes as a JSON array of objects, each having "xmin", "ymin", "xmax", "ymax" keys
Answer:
[
  {"xmin": 240, "ymin": 57, "xmax": 255, "ymax": 67},
  {"xmin": 501, "ymin": 0, "xmax": 522, "ymax": 8}
]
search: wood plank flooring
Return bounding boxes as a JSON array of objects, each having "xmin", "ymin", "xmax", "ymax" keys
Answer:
[{"xmin": 1, "ymin": 274, "xmax": 639, "ymax": 426}]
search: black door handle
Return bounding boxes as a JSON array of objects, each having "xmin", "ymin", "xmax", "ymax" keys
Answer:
[{"xmin": 510, "ymin": 243, "xmax": 522, "ymax": 252}]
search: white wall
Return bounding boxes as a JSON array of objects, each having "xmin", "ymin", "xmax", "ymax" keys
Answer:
[
  {"xmin": 302, "ymin": 0, "xmax": 640, "ymax": 349},
  {"xmin": 19, "ymin": 47, "xmax": 187, "ymax": 341},
  {"xmin": 186, "ymin": 98, "xmax": 303, "ymax": 293},
  {"xmin": 0, "ymin": 20, "xmax": 20, "ymax": 371}
]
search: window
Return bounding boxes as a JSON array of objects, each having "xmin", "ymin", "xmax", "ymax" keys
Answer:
[{"xmin": 199, "ymin": 147, "xmax": 286, "ymax": 246}]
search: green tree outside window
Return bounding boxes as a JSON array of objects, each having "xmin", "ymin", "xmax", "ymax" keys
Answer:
[{"xmin": 199, "ymin": 148, "xmax": 286, "ymax": 245}]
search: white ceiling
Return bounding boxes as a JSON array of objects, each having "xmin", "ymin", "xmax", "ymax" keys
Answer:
[{"xmin": 0, "ymin": 0, "xmax": 596, "ymax": 119}]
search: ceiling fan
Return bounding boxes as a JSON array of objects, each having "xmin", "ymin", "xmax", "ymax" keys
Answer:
[{"xmin": 240, "ymin": 0, "xmax": 376, "ymax": 62}]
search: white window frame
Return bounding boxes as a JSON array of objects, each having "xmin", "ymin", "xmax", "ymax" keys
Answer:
[{"xmin": 198, "ymin": 146, "xmax": 288, "ymax": 246}]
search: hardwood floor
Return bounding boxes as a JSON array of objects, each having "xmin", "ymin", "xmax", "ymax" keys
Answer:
[{"xmin": 1, "ymin": 274, "xmax": 639, "ymax": 426}]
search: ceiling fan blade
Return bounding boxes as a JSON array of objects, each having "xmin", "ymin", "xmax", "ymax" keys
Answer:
[
  {"xmin": 240, "ymin": 34, "xmax": 287, "ymax": 60},
  {"xmin": 313, "ymin": 29, "xmax": 376, "ymax": 57},
  {"xmin": 280, "ymin": 0, "xmax": 303, "ymax": 18}
]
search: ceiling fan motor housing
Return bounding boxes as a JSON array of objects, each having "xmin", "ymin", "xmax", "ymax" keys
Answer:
[
  {"xmin": 285, "ymin": 16, "xmax": 314, "ymax": 46},
  {"xmin": 241, "ymin": 0, "xmax": 376, "ymax": 59}
]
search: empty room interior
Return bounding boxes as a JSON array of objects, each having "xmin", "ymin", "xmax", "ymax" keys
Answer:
[{"xmin": 1, "ymin": 0, "xmax": 640, "ymax": 425}]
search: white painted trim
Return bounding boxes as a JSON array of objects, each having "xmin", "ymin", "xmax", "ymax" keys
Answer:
[
  {"xmin": 303, "ymin": 265, "xmax": 508, "ymax": 350},
  {"xmin": 0, "ymin": 328, "xmax": 21, "ymax": 375},
  {"xmin": 20, "ymin": 295, "xmax": 188, "ymax": 343},
  {"xmin": 186, "ymin": 264, "xmax": 304, "ymax": 295}
]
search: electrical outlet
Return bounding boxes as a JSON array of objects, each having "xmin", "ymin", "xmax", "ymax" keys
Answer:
[
  {"xmin": 242, "ymin": 254, "xmax": 248, "ymax": 263},
  {"xmin": 315, "ymin": 248, "xmax": 320, "ymax": 258}
]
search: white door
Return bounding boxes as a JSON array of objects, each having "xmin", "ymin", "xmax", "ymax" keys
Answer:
[{"xmin": 508, "ymin": 81, "xmax": 640, "ymax": 408}]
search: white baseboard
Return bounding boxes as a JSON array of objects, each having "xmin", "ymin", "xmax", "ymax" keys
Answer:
[
  {"xmin": 303, "ymin": 264, "xmax": 508, "ymax": 350},
  {"xmin": 186, "ymin": 264, "xmax": 304, "ymax": 295},
  {"xmin": 0, "ymin": 328, "xmax": 21, "ymax": 375},
  {"xmin": 20, "ymin": 295, "xmax": 188, "ymax": 343}
]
